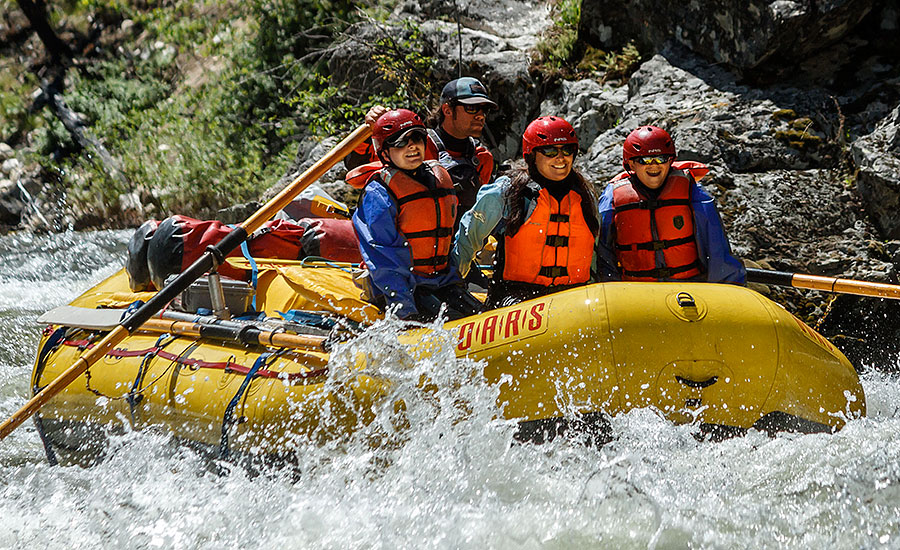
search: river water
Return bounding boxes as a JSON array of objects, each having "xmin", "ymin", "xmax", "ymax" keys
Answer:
[{"xmin": 0, "ymin": 230, "xmax": 899, "ymax": 549}]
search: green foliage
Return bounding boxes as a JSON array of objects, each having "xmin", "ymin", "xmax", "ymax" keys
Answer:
[
  {"xmin": 61, "ymin": 82, "xmax": 288, "ymax": 220},
  {"xmin": 772, "ymin": 113, "xmax": 823, "ymax": 150},
  {"xmin": 771, "ymin": 109, "xmax": 797, "ymax": 120},
  {"xmin": 774, "ymin": 128, "xmax": 823, "ymax": 150},
  {"xmin": 533, "ymin": 1, "xmax": 643, "ymax": 83},
  {"xmin": 222, "ymin": 0, "xmax": 358, "ymax": 148},
  {"xmin": 0, "ymin": 65, "xmax": 39, "ymax": 142},
  {"xmin": 578, "ymin": 42, "xmax": 642, "ymax": 83},
  {"xmin": 535, "ymin": 0, "xmax": 580, "ymax": 70},
  {"xmin": 260, "ymin": 16, "xmax": 436, "ymax": 137},
  {"xmin": 9, "ymin": 0, "xmax": 439, "ymax": 223},
  {"xmin": 368, "ymin": 21, "xmax": 436, "ymax": 107}
]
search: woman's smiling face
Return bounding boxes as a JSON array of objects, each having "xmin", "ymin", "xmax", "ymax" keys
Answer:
[{"xmin": 533, "ymin": 146, "xmax": 574, "ymax": 182}]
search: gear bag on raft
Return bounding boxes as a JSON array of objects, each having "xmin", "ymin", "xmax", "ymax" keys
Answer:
[{"xmin": 127, "ymin": 215, "xmax": 362, "ymax": 292}]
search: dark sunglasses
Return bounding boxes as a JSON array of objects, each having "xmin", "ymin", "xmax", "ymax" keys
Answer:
[
  {"xmin": 534, "ymin": 144, "xmax": 577, "ymax": 158},
  {"xmin": 633, "ymin": 155, "xmax": 673, "ymax": 165},
  {"xmin": 455, "ymin": 103, "xmax": 488, "ymax": 115},
  {"xmin": 388, "ymin": 132, "xmax": 426, "ymax": 149}
]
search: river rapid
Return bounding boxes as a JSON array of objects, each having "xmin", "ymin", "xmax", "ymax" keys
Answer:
[{"xmin": 1, "ymin": 230, "xmax": 899, "ymax": 549}]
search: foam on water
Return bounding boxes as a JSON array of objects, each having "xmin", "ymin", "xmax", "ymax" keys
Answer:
[{"xmin": 1, "ymin": 230, "xmax": 900, "ymax": 549}]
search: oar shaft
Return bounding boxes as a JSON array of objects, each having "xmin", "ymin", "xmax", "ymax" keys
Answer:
[
  {"xmin": 1, "ymin": 124, "xmax": 371, "ymax": 441},
  {"xmin": 140, "ymin": 318, "xmax": 327, "ymax": 351},
  {"xmin": 746, "ymin": 267, "xmax": 900, "ymax": 300},
  {"xmin": 242, "ymin": 125, "xmax": 371, "ymax": 232}
]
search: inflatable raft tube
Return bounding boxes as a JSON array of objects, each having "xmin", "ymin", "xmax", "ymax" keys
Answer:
[{"xmin": 30, "ymin": 264, "xmax": 865, "ymax": 464}]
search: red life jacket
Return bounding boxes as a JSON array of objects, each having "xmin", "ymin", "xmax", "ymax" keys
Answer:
[
  {"xmin": 380, "ymin": 161, "xmax": 458, "ymax": 276},
  {"xmin": 502, "ymin": 186, "xmax": 595, "ymax": 286},
  {"xmin": 345, "ymin": 160, "xmax": 383, "ymax": 189},
  {"xmin": 610, "ymin": 166, "xmax": 703, "ymax": 281}
]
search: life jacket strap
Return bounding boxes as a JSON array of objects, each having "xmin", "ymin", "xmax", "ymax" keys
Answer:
[
  {"xmin": 623, "ymin": 260, "xmax": 703, "ymax": 279},
  {"xmin": 403, "ymin": 227, "xmax": 454, "ymax": 239},
  {"xmin": 538, "ymin": 266, "xmax": 569, "ymax": 279},
  {"xmin": 616, "ymin": 235, "xmax": 695, "ymax": 252},
  {"xmin": 545, "ymin": 235, "xmax": 569, "ymax": 247},
  {"xmin": 412, "ymin": 255, "xmax": 450, "ymax": 267},
  {"xmin": 613, "ymin": 198, "xmax": 691, "ymax": 213},
  {"xmin": 395, "ymin": 187, "xmax": 455, "ymax": 205}
]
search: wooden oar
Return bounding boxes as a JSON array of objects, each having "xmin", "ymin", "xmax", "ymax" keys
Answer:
[
  {"xmin": 0, "ymin": 124, "xmax": 371, "ymax": 441},
  {"xmin": 746, "ymin": 267, "xmax": 900, "ymax": 300},
  {"xmin": 138, "ymin": 318, "xmax": 328, "ymax": 351}
]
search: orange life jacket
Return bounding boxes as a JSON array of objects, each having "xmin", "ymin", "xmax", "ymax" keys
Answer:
[
  {"xmin": 610, "ymin": 167, "xmax": 703, "ymax": 281},
  {"xmin": 502, "ymin": 185, "xmax": 595, "ymax": 286},
  {"xmin": 380, "ymin": 161, "xmax": 458, "ymax": 276}
]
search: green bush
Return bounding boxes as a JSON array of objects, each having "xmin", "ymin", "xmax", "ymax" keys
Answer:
[
  {"xmin": 535, "ymin": 0, "xmax": 581, "ymax": 70},
  {"xmin": 16, "ymin": 0, "xmax": 442, "ymax": 223},
  {"xmin": 0, "ymin": 66, "xmax": 39, "ymax": 143},
  {"xmin": 222, "ymin": 0, "xmax": 359, "ymax": 148},
  {"xmin": 37, "ymin": 0, "xmax": 363, "ymax": 221}
]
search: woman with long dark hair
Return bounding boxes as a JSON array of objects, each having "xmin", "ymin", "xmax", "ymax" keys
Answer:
[{"xmin": 453, "ymin": 116, "xmax": 600, "ymax": 308}]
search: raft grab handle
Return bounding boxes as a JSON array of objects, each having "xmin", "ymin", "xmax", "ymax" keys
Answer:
[
  {"xmin": 675, "ymin": 375, "xmax": 718, "ymax": 389},
  {"xmin": 675, "ymin": 292, "xmax": 696, "ymax": 308}
]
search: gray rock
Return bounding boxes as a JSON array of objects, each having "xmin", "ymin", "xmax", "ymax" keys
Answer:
[
  {"xmin": 724, "ymin": 169, "xmax": 884, "ymax": 274},
  {"xmin": 118, "ymin": 192, "xmax": 144, "ymax": 225},
  {"xmin": 580, "ymin": 50, "xmax": 843, "ymax": 185},
  {"xmin": 0, "ymin": 143, "xmax": 13, "ymax": 161},
  {"xmin": 1, "ymin": 158, "xmax": 21, "ymax": 177},
  {"xmin": 851, "ymin": 105, "xmax": 900, "ymax": 239},
  {"xmin": 580, "ymin": 0, "xmax": 875, "ymax": 72},
  {"xmin": 323, "ymin": 1, "xmax": 549, "ymax": 162},
  {"xmin": 262, "ymin": 136, "xmax": 356, "ymax": 206},
  {"xmin": 0, "ymin": 178, "xmax": 24, "ymax": 226},
  {"xmin": 539, "ymin": 79, "xmax": 626, "ymax": 151},
  {"xmin": 325, "ymin": 22, "xmax": 407, "ymax": 102}
]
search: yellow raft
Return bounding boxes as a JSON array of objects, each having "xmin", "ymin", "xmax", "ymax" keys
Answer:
[{"xmin": 31, "ymin": 259, "xmax": 865, "ymax": 463}]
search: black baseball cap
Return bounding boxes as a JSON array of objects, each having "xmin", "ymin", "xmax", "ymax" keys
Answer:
[{"xmin": 440, "ymin": 77, "xmax": 498, "ymax": 108}]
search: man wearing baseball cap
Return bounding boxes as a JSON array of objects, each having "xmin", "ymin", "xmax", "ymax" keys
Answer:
[{"xmin": 349, "ymin": 77, "xmax": 498, "ymax": 224}]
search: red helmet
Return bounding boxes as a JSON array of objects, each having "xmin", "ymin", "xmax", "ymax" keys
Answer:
[
  {"xmin": 522, "ymin": 116, "xmax": 578, "ymax": 158},
  {"xmin": 623, "ymin": 126, "xmax": 676, "ymax": 167},
  {"xmin": 372, "ymin": 109, "xmax": 426, "ymax": 159}
]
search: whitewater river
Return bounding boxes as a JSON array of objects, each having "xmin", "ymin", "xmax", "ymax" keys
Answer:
[{"xmin": 1, "ymin": 229, "xmax": 899, "ymax": 549}]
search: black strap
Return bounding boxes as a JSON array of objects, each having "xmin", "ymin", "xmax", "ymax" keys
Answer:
[
  {"xmin": 404, "ymin": 227, "xmax": 454, "ymax": 239},
  {"xmin": 549, "ymin": 213, "xmax": 569, "ymax": 223},
  {"xmin": 539, "ymin": 266, "xmax": 568, "ymax": 279},
  {"xmin": 614, "ymin": 198, "xmax": 691, "ymax": 213},
  {"xmin": 395, "ymin": 187, "xmax": 455, "ymax": 205},
  {"xmin": 413, "ymin": 255, "xmax": 450, "ymax": 267},
  {"xmin": 545, "ymin": 235, "xmax": 569, "ymax": 247},
  {"xmin": 616, "ymin": 235, "xmax": 695, "ymax": 252},
  {"xmin": 623, "ymin": 261, "xmax": 703, "ymax": 279}
]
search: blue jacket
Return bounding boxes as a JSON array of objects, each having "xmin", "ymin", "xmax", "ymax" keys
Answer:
[
  {"xmin": 597, "ymin": 176, "xmax": 746, "ymax": 284},
  {"xmin": 353, "ymin": 178, "xmax": 461, "ymax": 319}
]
